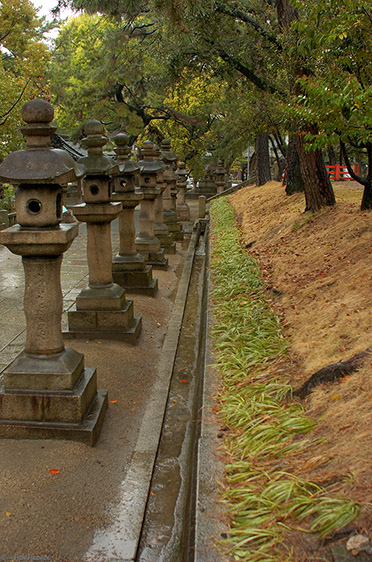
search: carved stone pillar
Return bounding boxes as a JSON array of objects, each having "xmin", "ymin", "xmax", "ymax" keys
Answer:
[
  {"xmin": 0, "ymin": 99, "xmax": 107, "ymax": 445},
  {"xmin": 111, "ymin": 133, "xmax": 158, "ymax": 296},
  {"xmin": 67, "ymin": 120, "xmax": 142, "ymax": 344}
]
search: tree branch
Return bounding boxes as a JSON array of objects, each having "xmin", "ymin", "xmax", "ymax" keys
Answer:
[
  {"xmin": 340, "ymin": 140, "xmax": 366, "ymax": 186},
  {"xmin": 0, "ymin": 78, "xmax": 31, "ymax": 125},
  {"xmin": 201, "ymin": 35, "xmax": 284, "ymax": 95},
  {"xmin": 215, "ymin": 3, "xmax": 282, "ymax": 51}
]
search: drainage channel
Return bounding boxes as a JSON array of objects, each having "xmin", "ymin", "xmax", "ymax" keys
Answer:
[{"xmin": 136, "ymin": 220, "xmax": 209, "ymax": 562}]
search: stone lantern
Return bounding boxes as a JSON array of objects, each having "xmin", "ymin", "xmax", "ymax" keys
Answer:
[
  {"xmin": 67, "ymin": 120, "xmax": 142, "ymax": 344},
  {"xmin": 152, "ymin": 143, "xmax": 175, "ymax": 254},
  {"xmin": 111, "ymin": 133, "xmax": 158, "ymax": 296},
  {"xmin": 160, "ymin": 139, "xmax": 184, "ymax": 242},
  {"xmin": 215, "ymin": 159, "xmax": 227, "ymax": 194},
  {"xmin": 175, "ymin": 161, "xmax": 191, "ymax": 221},
  {"xmin": 135, "ymin": 140, "xmax": 168, "ymax": 269},
  {"xmin": 0, "ymin": 99, "xmax": 107, "ymax": 444}
]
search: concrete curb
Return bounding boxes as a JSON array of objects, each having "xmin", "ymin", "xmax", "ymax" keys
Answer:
[
  {"xmin": 84, "ymin": 226, "xmax": 200, "ymax": 562},
  {"xmin": 194, "ymin": 230, "xmax": 231, "ymax": 562}
]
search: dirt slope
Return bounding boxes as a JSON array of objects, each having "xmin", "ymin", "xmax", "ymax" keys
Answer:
[{"xmin": 229, "ymin": 181, "xmax": 372, "ymax": 536}]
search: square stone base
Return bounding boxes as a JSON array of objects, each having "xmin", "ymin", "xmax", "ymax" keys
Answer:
[
  {"xmin": 0, "ymin": 368, "xmax": 98, "ymax": 424},
  {"xmin": 0, "ymin": 388, "xmax": 108, "ymax": 446},
  {"xmin": 112, "ymin": 265, "xmax": 158, "ymax": 297},
  {"xmin": 138, "ymin": 248, "xmax": 168, "ymax": 270},
  {"xmin": 162, "ymin": 241, "xmax": 176, "ymax": 254},
  {"xmin": 168, "ymin": 223, "xmax": 184, "ymax": 241},
  {"xmin": 65, "ymin": 302, "xmax": 142, "ymax": 345}
]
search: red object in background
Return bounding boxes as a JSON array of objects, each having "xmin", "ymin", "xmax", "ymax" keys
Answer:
[{"xmin": 325, "ymin": 164, "xmax": 359, "ymax": 180}]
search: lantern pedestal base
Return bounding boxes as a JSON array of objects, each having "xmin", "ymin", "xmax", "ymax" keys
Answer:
[
  {"xmin": 177, "ymin": 204, "xmax": 191, "ymax": 221},
  {"xmin": 164, "ymin": 213, "xmax": 184, "ymax": 242},
  {"xmin": 2, "ymin": 347, "xmax": 84, "ymax": 391},
  {"xmin": 168, "ymin": 222, "xmax": 184, "ymax": 241},
  {"xmin": 112, "ymin": 265, "xmax": 158, "ymax": 297},
  {"xmin": 135, "ymin": 238, "xmax": 169, "ymax": 270},
  {"xmin": 146, "ymin": 251, "xmax": 168, "ymax": 269},
  {"xmin": 0, "ymin": 386, "xmax": 108, "ymax": 446},
  {"xmin": 66, "ymin": 303, "xmax": 142, "ymax": 345}
]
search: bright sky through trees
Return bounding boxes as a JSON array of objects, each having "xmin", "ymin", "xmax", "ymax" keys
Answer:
[{"xmin": 32, "ymin": 0, "xmax": 73, "ymax": 21}]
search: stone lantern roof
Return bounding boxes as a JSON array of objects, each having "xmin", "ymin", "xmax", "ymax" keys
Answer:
[
  {"xmin": 78, "ymin": 119, "xmax": 118, "ymax": 176},
  {"xmin": 160, "ymin": 139, "xmax": 177, "ymax": 165},
  {"xmin": 176, "ymin": 161, "xmax": 188, "ymax": 180},
  {"xmin": 215, "ymin": 159, "xmax": 227, "ymax": 176},
  {"xmin": 137, "ymin": 140, "xmax": 162, "ymax": 174},
  {"xmin": 0, "ymin": 98, "xmax": 84, "ymax": 185},
  {"xmin": 114, "ymin": 132, "xmax": 139, "ymax": 175}
]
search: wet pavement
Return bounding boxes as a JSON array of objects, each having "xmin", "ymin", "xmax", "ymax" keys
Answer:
[{"xmin": 0, "ymin": 202, "xmax": 229, "ymax": 562}]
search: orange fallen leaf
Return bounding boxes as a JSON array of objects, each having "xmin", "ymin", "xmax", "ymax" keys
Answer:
[
  {"xmin": 110, "ymin": 399, "xmax": 118, "ymax": 404},
  {"xmin": 331, "ymin": 395, "xmax": 340, "ymax": 401},
  {"xmin": 5, "ymin": 512, "xmax": 12, "ymax": 517},
  {"xmin": 150, "ymin": 490, "xmax": 156, "ymax": 496},
  {"xmin": 48, "ymin": 469, "xmax": 60, "ymax": 475}
]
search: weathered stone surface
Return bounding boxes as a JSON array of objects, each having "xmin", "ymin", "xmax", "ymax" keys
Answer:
[
  {"xmin": 176, "ymin": 162, "xmax": 191, "ymax": 221},
  {"xmin": 111, "ymin": 133, "xmax": 158, "ymax": 295},
  {"xmin": 0, "ymin": 368, "xmax": 97, "ymax": 423},
  {"xmin": 136, "ymin": 141, "xmax": 168, "ymax": 269},
  {"xmin": 67, "ymin": 120, "xmax": 142, "ymax": 343},
  {"xmin": 0, "ymin": 99, "xmax": 107, "ymax": 444},
  {"xmin": 3, "ymin": 347, "xmax": 84, "ymax": 391},
  {"xmin": 112, "ymin": 265, "xmax": 159, "ymax": 297},
  {"xmin": 0, "ymin": 388, "xmax": 108, "ymax": 446}
]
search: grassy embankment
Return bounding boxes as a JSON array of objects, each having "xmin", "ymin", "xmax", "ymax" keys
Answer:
[{"xmin": 209, "ymin": 197, "xmax": 359, "ymax": 562}]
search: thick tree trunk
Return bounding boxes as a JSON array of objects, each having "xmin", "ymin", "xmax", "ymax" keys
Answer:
[
  {"xmin": 285, "ymin": 137, "xmax": 304, "ymax": 194},
  {"xmin": 276, "ymin": 0, "xmax": 336, "ymax": 211},
  {"xmin": 295, "ymin": 132, "xmax": 336, "ymax": 211},
  {"xmin": 255, "ymin": 133, "xmax": 271, "ymax": 186}
]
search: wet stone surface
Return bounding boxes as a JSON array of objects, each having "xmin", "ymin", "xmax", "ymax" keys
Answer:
[{"xmin": 0, "ymin": 203, "xmax": 199, "ymax": 561}]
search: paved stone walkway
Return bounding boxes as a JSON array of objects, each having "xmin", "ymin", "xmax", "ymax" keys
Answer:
[{"xmin": 0, "ymin": 208, "xmax": 194, "ymax": 562}]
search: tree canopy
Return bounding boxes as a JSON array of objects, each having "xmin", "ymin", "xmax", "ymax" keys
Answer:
[{"xmin": 0, "ymin": 0, "xmax": 50, "ymax": 158}]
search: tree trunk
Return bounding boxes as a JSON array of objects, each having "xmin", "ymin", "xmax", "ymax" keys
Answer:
[
  {"xmin": 295, "ymin": 131, "xmax": 336, "ymax": 211},
  {"xmin": 341, "ymin": 140, "xmax": 372, "ymax": 210},
  {"xmin": 328, "ymin": 146, "xmax": 337, "ymax": 165},
  {"xmin": 361, "ymin": 182, "xmax": 372, "ymax": 210},
  {"xmin": 276, "ymin": 0, "xmax": 336, "ymax": 211},
  {"xmin": 255, "ymin": 133, "xmax": 271, "ymax": 186},
  {"xmin": 285, "ymin": 137, "xmax": 304, "ymax": 194}
]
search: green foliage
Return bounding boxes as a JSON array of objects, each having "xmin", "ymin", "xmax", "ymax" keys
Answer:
[
  {"xmin": 209, "ymin": 197, "xmax": 359, "ymax": 561},
  {"xmin": 289, "ymin": 0, "xmax": 372, "ymax": 149},
  {"xmin": 0, "ymin": 0, "xmax": 50, "ymax": 159},
  {"xmin": 0, "ymin": 186, "xmax": 16, "ymax": 212}
]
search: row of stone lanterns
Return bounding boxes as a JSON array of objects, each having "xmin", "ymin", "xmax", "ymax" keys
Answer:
[{"xmin": 0, "ymin": 99, "xmax": 191, "ymax": 445}]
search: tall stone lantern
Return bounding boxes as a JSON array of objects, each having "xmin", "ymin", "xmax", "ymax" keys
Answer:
[
  {"xmin": 67, "ymin": 120, "xmax": 142, "ymax": 344},
  {"xmin": 0, "ymin": 99, "xmax": 107, "ymax": 445},
  {"xmin": 160, "ymin": 139, "xmax": 184, "ymax": 242},
  {"xmin": 152, "ymin": 143, "xmax": 175, "ymax": 255},
  {"xmin": 111, "ymin": 133, "xmax": 158, "ymax": 296},
  {"xmin": 215, "ymin": 159, "xmax": 227, "ymax": 194},
  {"xmin": 135, "ymin": 140, "xmax": 168, "ymax": 269},
  {"xmin": 176, "ymin": 161, "xmax": 191, "ymax": 221}
]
